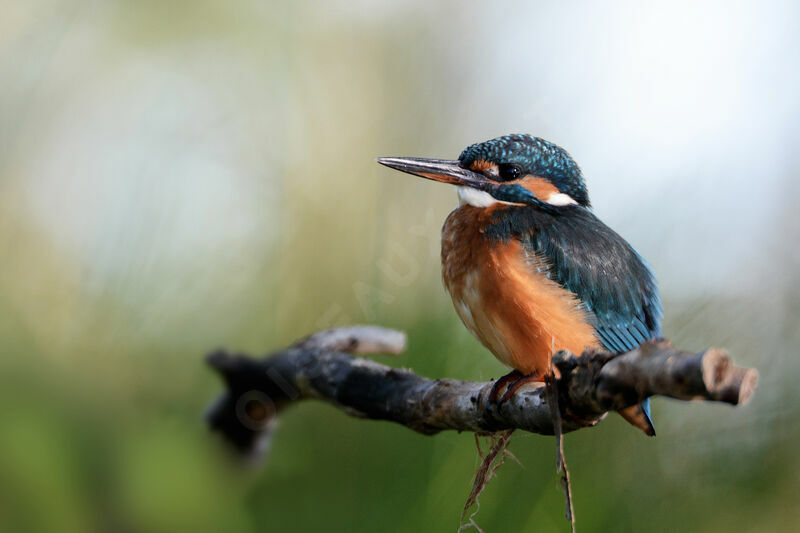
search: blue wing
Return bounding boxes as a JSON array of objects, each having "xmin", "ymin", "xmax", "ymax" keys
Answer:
[{"xmin": 486, "ymin": 207, "xmax": 663, "ymax": 353}]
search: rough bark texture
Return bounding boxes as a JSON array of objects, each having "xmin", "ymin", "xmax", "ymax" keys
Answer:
[{"xmin": 205, "ymin": 326, "xmax": 758, "ymax": 457}]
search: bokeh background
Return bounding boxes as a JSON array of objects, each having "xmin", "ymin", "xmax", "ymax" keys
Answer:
[{"xmin": 2, "ymin": 1, "xmax": 799, "ymax": 531}]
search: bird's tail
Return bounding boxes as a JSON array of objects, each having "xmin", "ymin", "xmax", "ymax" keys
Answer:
[{"xmin": 618, "ymin": 398, "xmax": 656, "ymax": 436}]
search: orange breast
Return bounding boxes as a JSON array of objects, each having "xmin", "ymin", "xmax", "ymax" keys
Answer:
[{"xmin": 441, "ymin": 206, "xmax": 600, "ymax": 376}]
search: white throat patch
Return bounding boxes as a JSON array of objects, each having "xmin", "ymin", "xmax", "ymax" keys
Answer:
[{"xmin": 457, "ymin": 186, "xmax": 497, "ymax": 207}]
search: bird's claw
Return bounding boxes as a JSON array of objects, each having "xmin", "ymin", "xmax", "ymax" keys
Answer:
[{"xmin": 486, "ymin": 370, "xmax": 543, "ymax": 415}]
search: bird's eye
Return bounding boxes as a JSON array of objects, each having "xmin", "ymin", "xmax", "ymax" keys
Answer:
[{"xmin": 498, "ymin": 164, "xmax": 522, "ymax": 181}]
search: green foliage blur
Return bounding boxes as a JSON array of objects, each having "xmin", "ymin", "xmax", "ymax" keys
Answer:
[{"xmin": 2, "ymin": 1, "xmax": 799, "ymax": 532}]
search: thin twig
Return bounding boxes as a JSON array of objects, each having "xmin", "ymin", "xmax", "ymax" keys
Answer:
[
  {"xmin": 547, "ymin": 374, "xmax": 576, "ymax": 533},
  {"xmin": 459, "ymin": 430, "xmax": 515, "ymax": 532}
]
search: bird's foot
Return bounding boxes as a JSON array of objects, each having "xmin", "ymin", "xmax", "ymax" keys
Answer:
[
  {"xmin": 498, "ymin": 372, "xmax": 543, "ymax": 405},
  {"xmin": 487, "ymin": 370, "xmax": 522, "ymax": 407},
  {"xmin": 486, "ymin": 370, "xmax": 544, "ymax": 415}
]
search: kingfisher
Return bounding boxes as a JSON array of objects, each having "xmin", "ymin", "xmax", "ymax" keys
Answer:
[{"xmin": 377, "ymin": 134, "xmax": 661, "ymax": 435}]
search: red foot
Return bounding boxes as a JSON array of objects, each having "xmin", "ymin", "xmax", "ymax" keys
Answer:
[
  {"xmin": 487, "ymin": 370, "xmax": 523, "ymax": 407},
  {"xmin": 498, "ymin": 371, "xmax": 543, "ymax": 405},
  {"xmin": 487, "ymin": 370, "xmax": 544, "ymax": 412}
]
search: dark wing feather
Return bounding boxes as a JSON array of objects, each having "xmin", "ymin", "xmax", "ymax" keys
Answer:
[{"xmin": 486, "ymin": 207, "xmax": 662, "ymax": 353}]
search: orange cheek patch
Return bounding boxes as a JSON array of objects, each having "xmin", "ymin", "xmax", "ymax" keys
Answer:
[
  {"xmin": 517, "ymin": 176, "xmax": 559, "ymax": 202},
  {"xmin": 469, "ymin": 159, "xmax": 497, "ymax": 174}
]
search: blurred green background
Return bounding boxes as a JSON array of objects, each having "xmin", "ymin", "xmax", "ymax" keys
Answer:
[{"xmin": 2, "ymin": 1, "xmax": 799, "ymax": 531}]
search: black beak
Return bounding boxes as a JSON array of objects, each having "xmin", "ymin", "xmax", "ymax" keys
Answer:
[
  {"xmin": 375, "ymin": 157, "xmax": 495, "ymax": 193},
  {"xmin": 376, "ymin": 156, "xmax": 540, "ymax": 207}
]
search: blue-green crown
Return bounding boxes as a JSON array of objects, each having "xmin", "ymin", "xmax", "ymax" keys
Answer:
[{"xmin": 458, "ymin": 134, "xmax": 590, "ymax": 206}]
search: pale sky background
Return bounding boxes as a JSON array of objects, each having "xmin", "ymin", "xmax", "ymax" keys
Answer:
[{"xmin": 5, "ymin": 1, "xmax": 798, "ymax": 295}]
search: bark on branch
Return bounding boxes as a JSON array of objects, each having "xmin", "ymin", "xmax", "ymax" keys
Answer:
[{"xmin": 205, "ymin": 326, "xmax": 758, "ymax": 457}]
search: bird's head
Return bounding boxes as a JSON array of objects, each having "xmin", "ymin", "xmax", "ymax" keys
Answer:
[{"xmin": 378, "ymin": 134, "xmax": 589, "ymax": 210}]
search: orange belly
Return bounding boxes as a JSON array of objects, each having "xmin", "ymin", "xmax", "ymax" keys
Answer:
[{"xmin": 441, "ymin": 206, "xmax": 600, "ymax": 376}]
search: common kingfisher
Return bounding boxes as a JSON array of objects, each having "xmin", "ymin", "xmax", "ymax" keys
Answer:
[{"xmin": 377, "ymin": 134, "xmax": 661, "ymax": 435}]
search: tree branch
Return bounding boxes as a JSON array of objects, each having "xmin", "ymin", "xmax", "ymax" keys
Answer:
[{"xmin": 205, "ymin": 326, "xmax": 758, "ymax": 457}]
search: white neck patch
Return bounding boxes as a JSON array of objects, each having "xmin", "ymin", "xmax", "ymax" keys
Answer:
[{"xmin": 545, "ymin": 192, "xmax": 578, "ymax": 206}]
